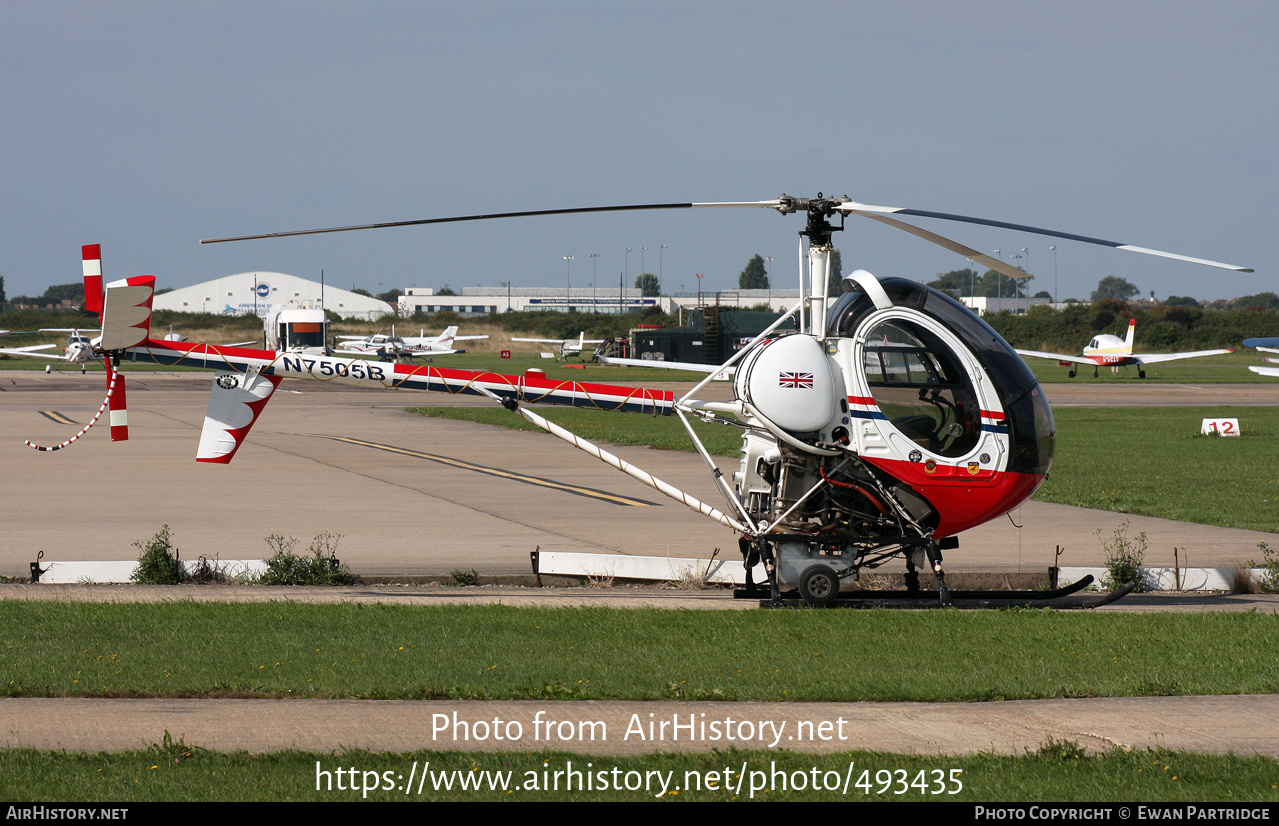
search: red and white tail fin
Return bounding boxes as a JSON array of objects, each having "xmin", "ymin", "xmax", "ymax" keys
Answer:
[
  {"xmin": 1123, "ymin": 318, "xmax": 1136, "ymax": 355},
  {"xmin": 82, "ymin": 244, "xmax": 104, "ymax": 317},
  {"xmin": 100, "ymin": 276, "xmax": 155, "ymax": 350},
  {"xmin": 107, "ymin": 357, "xmax": 129, "ymax": 441},
  {"xmin": 196, "ymin": 373, "xmax": 282, "ymax": 463}
]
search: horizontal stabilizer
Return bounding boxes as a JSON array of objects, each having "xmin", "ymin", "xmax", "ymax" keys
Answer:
[
  {"xmin": 196, "ymin": 372, "xmax": 282, "ymax": 463},
  {"xmin": 100, "ymin": 276, "xmax": 155, "ymax": 350}
]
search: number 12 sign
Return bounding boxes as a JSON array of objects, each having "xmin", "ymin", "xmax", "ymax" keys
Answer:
[{"xmin": 1201, "ymin": 418, "xmax": 1241, "ymax": 436}]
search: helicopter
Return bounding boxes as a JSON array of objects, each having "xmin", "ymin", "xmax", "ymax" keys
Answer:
[{"xmin": 42, "ymin": 197, "xmax": 1250, "ymax": 606}]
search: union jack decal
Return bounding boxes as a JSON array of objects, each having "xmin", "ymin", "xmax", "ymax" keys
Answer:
[{"xmin": 778, "ymin": 371, "xmax": 813, "ymax": 389}]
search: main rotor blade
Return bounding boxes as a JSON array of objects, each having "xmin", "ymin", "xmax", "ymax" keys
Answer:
[
  {"xmin": 851, "ymin": 211, "xmax": 1032, "ymax": 281},
  {"xmin": 838, "ymin": 201, "xmax": 1253, "ymax": 272},
  {"xmin": 200, "ymin": 200, "xmax": 783, "ymax": 244}
]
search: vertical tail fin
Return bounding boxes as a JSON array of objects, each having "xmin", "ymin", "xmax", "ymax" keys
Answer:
[
  {"xmin": 82, "ymin": 245, "xmax": 104, "ymax": 317},
  {"xmin": 107, "ymin": 357, "xmax": 129, "ymax": 442},
  {"xmin": 1124, "ymin": 318, "xmax": 1136, "ymax": 354}
]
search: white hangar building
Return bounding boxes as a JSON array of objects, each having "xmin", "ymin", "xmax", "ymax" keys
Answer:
[{"xmin": 152, "ymin": 272, "xmax": 393, "ymax": 320}]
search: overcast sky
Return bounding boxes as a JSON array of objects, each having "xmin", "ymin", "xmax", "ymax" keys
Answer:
[{"xmin": 3, "ymin": 1, "xmax": 1274, "ymax": 303}]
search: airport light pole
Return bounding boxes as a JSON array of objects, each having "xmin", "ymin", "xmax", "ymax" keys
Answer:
[
  {"xmin": 564, "ymin": 255, "xmax": 573, "ymax": 312},
  {"xmin": 590, "ymin": 252, "xmax": 600, "ymax": 310},
  {"xmin": 1049, "ymin": 245, "xmax": 1057, "ymax": 305}
]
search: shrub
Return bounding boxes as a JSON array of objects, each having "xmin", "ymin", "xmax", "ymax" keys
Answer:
[
  {"xmin": 131, "ymin": 525, "xmax": 183, "ymax": 585},
  {"xmin": 260, "ymin": 533, "xmax": 356, "ymax": 586},
  {"xmin": 1097, "ymin": 521, "xmax": 1149, "ymax": 592},
  {"xmin": 447, "ymin": 569, "xmax": 480, "ymax": 587},
  {"xmin": 1247, "ymin": 542, "xmax": 1279, "ymax": 594}
]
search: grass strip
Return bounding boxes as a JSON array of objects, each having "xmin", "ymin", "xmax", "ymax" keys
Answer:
[
  {"xmin": 4, "ymin": 602, "xmax": 1278, "ymax": 702},
  {"xmin": 1, "ymin": 744, "xmax": 1276, "ymax": 802}
]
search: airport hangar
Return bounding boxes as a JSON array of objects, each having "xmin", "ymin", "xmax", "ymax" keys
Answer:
[{"xmin": 151, "ymin": 272, "xmax": 393, "ymax": 321}]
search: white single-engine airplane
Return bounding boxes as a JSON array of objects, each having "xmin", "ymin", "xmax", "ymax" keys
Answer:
[
  {"xmin": 0, "ymin": 328, "xmax": 100, "ymax": 373},
  {"xmin": 337, "ymin": 325, "xmax": 487, "ymax": 360},
  {"xmin": 1016, "ymin": 318, "xmax": 1232, "ymax": 378},
  {"xmin": 511, "ymin": 332, "xmax": 605, "ymax": 360},
  {"xmin": 36, "ymin": 195, "xmax": 1251, "ymax": 607}
]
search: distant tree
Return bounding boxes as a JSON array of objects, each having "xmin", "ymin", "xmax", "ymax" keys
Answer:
[
  {"xmin": 738, "ymin": 254, "xmax": 769, "ymax": 290},
  {"xmin": 376, "ymin": 288, "xmax": 403, "ymax": 304},
  {"xmin": 1033, "ymin": 290, "xmax": 1052, "ymax": 300},
  {"xmin": 436, "ymin": 286, "xmax": 458, "ymax": 296},
  {"xmin": 42, "ymin": 283, "xmax": 83, "ymax": 304},
  {"xmin": 976, "ymin": 269, "xmax": 1029, "ymax": 299},
  {"xmin": 1091, "ymin": 275, "xmax": 1139, "ymax": 302},
  {"xmin": 1164, "ymin": 295, "xmax": 1200, "ymax": 308},
  {"xmin": 0, "ymin": 274, "xmax": 6, "ymax": 304},
  {"xmin": 928, "ymin": 268, "xmax": 980, "ymax": 297},
  {"xmin": 1233, "ymin": 292, "xmax": 1279, "ymax": 311},
  {"xmin": 635, "ymin": 272, "xmax": 660, "ymax": 297},
  {"xmin": 350, "ymin": 287, "xmax": 373, "ymax": 298}
]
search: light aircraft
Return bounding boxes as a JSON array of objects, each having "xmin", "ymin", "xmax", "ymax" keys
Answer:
[
  {"xmin": 1016, "ymin": 318, "xmax": 1233, "ymax": 378},
  {"xmin": 39, "ymin": 197, "xmax": 1249, "ymax": 607},
  {"xmin": 511, "ymin": 332, "xmax": 606, "ymax": 360},
  {"xmin": 0, "ymin": 329, "xmax": 100, "ymax": 373},
  {"xmin": 337, "ymin": 325, "xmax": 487, "ymax": 360},
  {"xmin": 1243, "ymin": 338, "xmax": 1279, "ymax": 377}
]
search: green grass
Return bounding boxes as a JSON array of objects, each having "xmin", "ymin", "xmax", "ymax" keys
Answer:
[
  {"xmin": 5, "ymin": 602, "xmax": 1278, "ymax": 702},
  {"xmin": 3, "ymin": 744, "xmax": 1276, "ymax": 802},
  {"xmin": 1038, "ymin": 408, "xmax": 1279, "ymax": 533}
]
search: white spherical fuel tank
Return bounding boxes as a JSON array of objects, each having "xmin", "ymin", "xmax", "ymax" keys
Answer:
[{"xmin": 738, "ymin": 334, "xmax": 836, "ymax": 433}]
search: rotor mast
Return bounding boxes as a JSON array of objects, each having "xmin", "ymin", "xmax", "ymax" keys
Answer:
[{"xmin": 775, "ymin": 194, "xmax": 846, "ymax": 341}]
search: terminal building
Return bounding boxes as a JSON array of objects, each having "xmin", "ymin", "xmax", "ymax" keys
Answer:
[
  {"xmin": 152, "ymin": 272, "xmax": 393, "ymax": 321},
  {"xmin": 397, "ymin": 286, "xmax": 801, "ymax": 317}
]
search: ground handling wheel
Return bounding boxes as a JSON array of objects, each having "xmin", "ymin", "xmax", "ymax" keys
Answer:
[{"xmin": 798, "ymin": 564, "xmax": 840, "ymax": 607}]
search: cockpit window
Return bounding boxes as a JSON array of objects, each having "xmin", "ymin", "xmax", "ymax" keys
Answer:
[
  {"xmin": 862, "ymin": 320, "xmax": 980, "ymax": 458},
  {"xmin": 829, "ymin": 277, "xmax": 1054, "ymax": 475}
]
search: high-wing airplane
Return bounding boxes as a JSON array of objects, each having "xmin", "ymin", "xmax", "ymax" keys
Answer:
[
  {"xmin": 35, "ymin": 193, "xmax": 1251, "ymax": 607},
  {"xmin": 511, "ymin": 332, "xmax": 606, "ymax": 360},
  {"xmin": 1016, "ymin": 318, "xmax": 1232, "ymax": 378},
  {"xmin": 336, "ymin": 325, "xmax": 487, "ymax": 360}
]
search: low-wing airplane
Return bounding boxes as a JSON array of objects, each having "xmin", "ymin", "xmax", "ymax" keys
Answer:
[
  {"xmin": 1243, "ymin": 338, "xmax": 1279, "ymax": 377},
  {"xmin": 336, "ymin": 325, "xmax": 487, "ymax": 360},
  {"xmin": 511, "ymin": 332, "xmax": 606, "ymax": 360},
  {"xmin": 1016, "ymin": 318, "xmax": 1232, "ymax": 378},
  {"xmin": 0, "ymin": 329, "xmax": 100, "ymax": 373}
]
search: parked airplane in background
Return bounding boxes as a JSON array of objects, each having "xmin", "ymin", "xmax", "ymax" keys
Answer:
[
  {"xmin": 336, "ymin": 325, "xmax": 487, "ymax": 360},
  {"xmin": 1016, "ymin": 319, "xmax": 1232, "ymax": 378},
  {"xmin": 511, "ymin": 332, "xmax": 605, "ymax": 360},
  {"xmin": 1243, "ymin": 338, "xmax": 1279, "ymax": 377},
  {"xmin": 0, "ymin": 329, "xmax": 100, "ymax": 373}
]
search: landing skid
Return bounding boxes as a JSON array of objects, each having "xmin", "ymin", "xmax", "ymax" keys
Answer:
[{"xmin": 740, "ymin": 576, "xmax": 1133, "ymax": 609}]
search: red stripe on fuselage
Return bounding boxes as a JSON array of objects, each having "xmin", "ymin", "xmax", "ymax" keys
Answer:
[{"xmin": 862, "ymin": 455, "xmax": 1046, "ymax": 538}]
